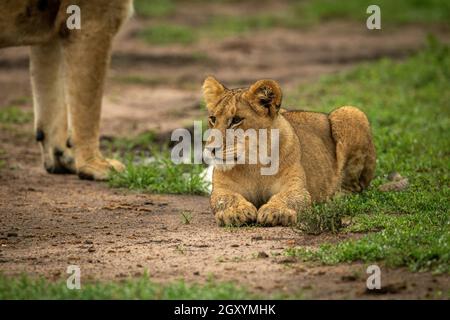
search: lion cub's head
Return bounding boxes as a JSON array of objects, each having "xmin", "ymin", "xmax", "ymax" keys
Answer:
[{"xmin": 202, "ymin": 76, "xmax": 282, "ymax": 171}]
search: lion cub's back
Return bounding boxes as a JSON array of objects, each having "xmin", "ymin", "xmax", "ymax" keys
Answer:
[
  {"xmin": 282, "ymin": 110, "xmax": 334, "ymax": 148},
  {"xmin": 281, "ymin": 110, "xmax": 338, "ymax": 201}
]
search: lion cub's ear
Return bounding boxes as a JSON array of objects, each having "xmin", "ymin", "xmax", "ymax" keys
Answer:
[
  {"xmin": 245, "ymin": 79, "xmax": 282, "ymax": 117},
  {"xmin": 202, "ymin": 76, "xmax": 226, "ymax": 109}
]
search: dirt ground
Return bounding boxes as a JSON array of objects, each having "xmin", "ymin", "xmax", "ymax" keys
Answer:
[{"xmin": 0, "ymin": 2, "xmax": 449, "ymax": 299}]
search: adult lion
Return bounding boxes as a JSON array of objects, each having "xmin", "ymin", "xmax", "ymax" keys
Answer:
[
  {"xmin": 0, "ymin": 0, "xmax": 133, "ymax": 180},
  {"xmin": 202, "ymin": 77, "xmax": 376, "ymax": 227}
]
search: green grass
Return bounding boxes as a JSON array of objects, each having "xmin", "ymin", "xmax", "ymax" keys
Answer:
[
  {"xmin": 134, "ymin": 0, "xmax": 176, "ymax": 18},
  {"xmin": 0, "ymin": 106, "xmax": 32, "ymax": 124},
  {"xmin": 137, "ymin": 15, "xmax": 277, "ymax": 45},
  {"xmin": 294, "ymin": 0, "xmax": 450, "ymax": 25},
  {"xmin": 137, "ymin": 0, "xmax": 449, "ymax": 45},
  {"xmin": 204, "ymin": 14, "xmax": 279, "ymax": 38},
  {"xmin": 286, "ymin": 38, "xmax": 450, "ymax": 274},
  {"xmin": 102, "ymin": 131, "xmax": 157, "ymax": 156},
  {"xmin": 114, "ymin": 75, "xmax": 169, "ymax": 86},
  {"xmin": 138, "ymin": 24, "xmax": 197, "ymax": 45},
  {"xmin": 296, "ymin": 201, "xmax": 347, "ymax": 235},
  {"xmin": 108, "ymin": 154, "xmax": 209, "ymax": 195},
  {"xmin": 0, "ymin": 148, "xmax": 5, "ymax": 170},
  {"xmin": 0, "ymin": 274, "xmax": 253, "ymax": 299}
]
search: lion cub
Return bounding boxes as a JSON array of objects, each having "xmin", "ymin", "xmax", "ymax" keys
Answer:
[{"xmin": 202, "ymin": 77, "xmax": 376, "ymax": 227}]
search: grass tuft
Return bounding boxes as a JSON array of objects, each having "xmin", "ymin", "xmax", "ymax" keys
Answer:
[
  {"xmin": 180, "ymin": 211, "xmax": 193, "ymax": 225},
  {"xmin": 108, "ymin": 154, "xmax": 209, "ymax": 195},
  {"xmin": 296, "ymin": 200, "xmax": 349, "ymax": 235}
]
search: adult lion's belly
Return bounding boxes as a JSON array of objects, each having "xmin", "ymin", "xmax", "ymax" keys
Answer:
[{"xmin": 0, "ymin": 0, "xmax": 61, "ymax": 48}]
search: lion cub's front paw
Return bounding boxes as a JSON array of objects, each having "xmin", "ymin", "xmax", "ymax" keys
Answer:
[
  {"xmin": 257, "ymin": 204, "xmax": 297, "ymax": 226},
  {"xmin": 78, "ymin": 157, "xmax": 125, "ymax": 181},
  {"xmin": 215, "ymin": 203, "xmax": 257, "ymax": 227}
]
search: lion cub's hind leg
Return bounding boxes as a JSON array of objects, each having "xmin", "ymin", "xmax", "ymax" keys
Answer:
[
  {"xmin": 30, "ymin": 39, "xmax": 75, "ymax": 174},
  {"xmin": 329, "ymin": 106, "xmax": 376, "ymax": 193}
]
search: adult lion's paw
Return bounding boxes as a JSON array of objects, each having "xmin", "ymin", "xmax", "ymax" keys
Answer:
[
  {"xmin": 106, "ymin": 158, "xmax": 126, "ymax": 173},
  {"xmin": 78, "ymin": 157, "xmax": 125, "ymax": 181},
  {"xmin": 43, "ymin": 146, "xmax": 76, "ymax": 174},
  {"xmin": 215, "ymin": 203, "xmax": 257, "ymax": 227},
  {"xmin": 257, "ymin": 204, "xmax": 297, "ymax": 226}
]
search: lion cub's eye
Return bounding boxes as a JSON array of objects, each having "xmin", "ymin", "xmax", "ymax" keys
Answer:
[
  {"xmin": 209, "ymin": 116, "xmax": 216, "ymax": 126},
  {"xmin": 230, "ymin": 116, "xmax": 243, "ymax": 126}
]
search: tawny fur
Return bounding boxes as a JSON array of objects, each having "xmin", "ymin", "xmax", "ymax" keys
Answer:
[
  {"xmin": 0, "ymin": 0, "xmax": 133, "ymax": 180},
  {"xmin": 203, "ymin": 77, "xmax": 376, "ymax": 227}
]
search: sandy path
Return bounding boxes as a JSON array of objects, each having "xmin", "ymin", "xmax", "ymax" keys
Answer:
[{"xmin": 1, "ymin": 157, "xmax": 448, "ymax": 298}]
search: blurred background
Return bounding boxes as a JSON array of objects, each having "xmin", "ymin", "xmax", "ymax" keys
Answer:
[{"xmin": 1, "ymin": 0, "xmax": 448, "ymax": 144}]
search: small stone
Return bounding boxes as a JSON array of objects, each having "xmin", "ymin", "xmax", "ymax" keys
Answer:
[
  {"xmin": 257, "ymin": 251, "xmax": 269, "ymax": 259},
  {"xmin": 341, "ymin": 274, "xmax": 358, "ymax": 282},
  {"xmin": 88, "ymin": 247, "xmax": 96, "ymax": 253},
  {"xmin": 387, "ymin": 171, "xmax": 403, "ymax": 181},
  {"xmin": 276, "ymin": 257, "xmax": 297, "ymax": 264},
  {"xmin": 378, "ymin": 178, "xmax": 409, "ymax": 192},
  {"xmin": 84, "ymin": 240, "xmax": 93, "ymax": 244},
  {"xmin": 365, "ymin": 282, "xmax": 407, "ymax": 294},
  {"xmin": 7, "ymin": 232, "xmax": 18, "ymax": 237}
]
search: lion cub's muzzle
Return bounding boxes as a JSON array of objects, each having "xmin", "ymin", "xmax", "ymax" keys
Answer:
[{"xmin": 204, "ymin": 142, "xmax": 244, "ymax": 171}]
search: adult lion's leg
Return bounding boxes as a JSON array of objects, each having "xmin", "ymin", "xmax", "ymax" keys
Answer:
[
  {"xmin": 61, "ymin": 24, "xmax": 125, "ymax": 180},
  {"xmin": 30, "ymin": 38, "xmax": 75, "ymax": 174}
]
